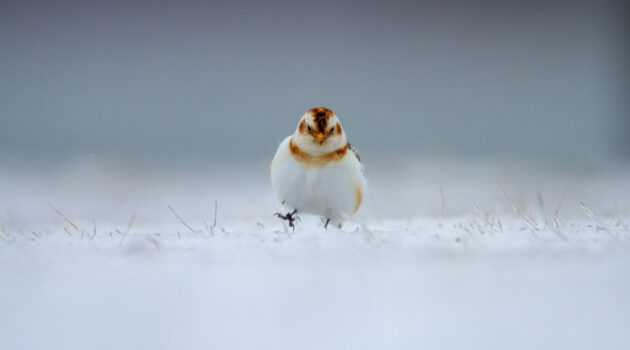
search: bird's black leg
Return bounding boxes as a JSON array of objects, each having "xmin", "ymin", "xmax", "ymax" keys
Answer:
[
  {"xmin": 324, "ymin": 218, "xmax": 331, "ymax": 229},
  {"xmin": 275, "ymin": 209, "xmax": 299, "ymax": 232}
]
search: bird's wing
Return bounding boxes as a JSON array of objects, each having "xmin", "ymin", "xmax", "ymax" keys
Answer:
[{"xmin": 348, "ymin": 142, "xmax": 361, "ymax": 162}]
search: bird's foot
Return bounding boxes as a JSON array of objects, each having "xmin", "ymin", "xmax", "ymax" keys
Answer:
[
  {"xmin": 275, "ymin": 209, "xmax": 300, "ymax": 232},
  {"xmin": 322, "ymin": 218, "xmax": 342, "ymax": 229}
]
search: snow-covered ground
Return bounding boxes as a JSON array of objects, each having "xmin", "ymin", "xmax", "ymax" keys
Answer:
[{"xmin": 1, "ymin": 159, "xmax": 629, "ymax": 349}]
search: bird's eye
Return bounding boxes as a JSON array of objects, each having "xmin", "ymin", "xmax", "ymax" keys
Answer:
[
  {"xmin": 330, "ymin": 127, "xmax": 335, "ymax": 133},
  {"xmin": 307, "ymin": 126, "xmax": 312, "ymax": 132}
]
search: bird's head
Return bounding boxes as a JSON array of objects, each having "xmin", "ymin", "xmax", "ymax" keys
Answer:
[{"xmin": 293, "ymin": 107, "xmax": 346, "ymax": 154}]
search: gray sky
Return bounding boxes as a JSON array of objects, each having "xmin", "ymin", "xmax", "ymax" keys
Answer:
[{"xmin": 1, "ymin": 0, "xmax": 628, "ymax": 166}]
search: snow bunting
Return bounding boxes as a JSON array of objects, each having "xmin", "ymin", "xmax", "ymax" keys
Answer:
[{"xmin": 270, "ymin": 107, "xmax": 366, "ymax": 230}]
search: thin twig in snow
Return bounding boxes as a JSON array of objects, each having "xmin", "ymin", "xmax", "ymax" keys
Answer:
[
  {"xmin": 528, "ymin": 209, "xmax": 537, "ymax": 226},
  {"xmin": 48, "ymin": 202, "xmax": 79, "ymax": 233},
  {"xmin": 497, "ymin": 179, "xmax": 537, "ymax": 236},
  {"xmin": 537, "ymin": 192, "xmax": 549, "ymax": 226},
  {"xmin": 90, "ymin": 219, "xmax": 98, "ymax": 241},
  {"xmin": 552, "ymin": 193, "xmax": 566, "ymax": 228},
  {"xmin": 578, "ymin": 201, "xmax": 616, "ymax": 239},
  {"xmin": 146, "ymin": 236, "xmax": 160, "ymax": 250},
  {"xmin": 168, "ymin": 205, "xmax": 197, "ymax": 232},
  {"xmin": 118, "ymin": 214, "xmax": 136, "ymax": 247},
  {"xmin": 471, "ymin": 199, "xmax": 491, "ymax": 227},
  {"xmin": 204, "ymin": 221, "xmax": 214, "ymax": 237},
  {"xmin": 361, "ymin": 224, "xmax": 375, "ymax": 244}
]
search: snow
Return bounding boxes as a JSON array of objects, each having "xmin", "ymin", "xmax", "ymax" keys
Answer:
[{"xmin": 1, "ymin": 159, "xmax": 629, "ymax": 349}]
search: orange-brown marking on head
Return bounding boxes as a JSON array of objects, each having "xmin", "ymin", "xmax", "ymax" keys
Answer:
[
  {"xmin": 298, "ymin": 119, "xmax": 307, "ymax": 134},
  {"xmin": 288, "ymin": 138, "xmax": 348, "ymax": 168},
  {"xmin": 307, "ymin": 107, "xmax": 334, "ymax": 133},
  {"xmin": 307, "ymin": 107, "xmax": 334, "ymax": 118},
  {"xmin": 353, "ymin": 185, "xmax": 363, "ymax": 214}
]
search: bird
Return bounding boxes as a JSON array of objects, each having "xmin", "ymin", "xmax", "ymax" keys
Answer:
[{"xmin": 270, "ymin": 107, "xmax": 366, "ymax": 230}]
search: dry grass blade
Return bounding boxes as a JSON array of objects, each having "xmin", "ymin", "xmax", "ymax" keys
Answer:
[
  {"xmin": 119, "ymin": 214, "xmax": 136, "ymax": 246},
  {"xmin": 146, "ymin": 236, "xmax": 160, "ymax": 250},
  {"xmin": 552, "ymin": 193, "xmax": 566, "ymax": 228},
  {"xmin": 90, "ymin": 219, "xmax": 98, "ymax": 241},
  {"xmin": 578, "ymin": 201, "xmax": 616, "ymax": 238},
  {"xmin": 48, "ymin": 202, "xmax": 79, "ymax": 232},
  {"xmin": 471, "ymin": 199, "xmax": 491, "ymax": 227},
  {"xmin": 497, "ymin": 179, "xmax": 537, "ymax": 235},
  {"xmin": 204, "ymin": 221, "xmax": 215, "ymax": 237},
  {"xmin": 528, "ymin": 209, "xmax": 536, "ymax": 225},
  {"xmin": 361, "ymin": 224, "xmax": 375, "ymax": 244},
  {"xmin": 168, "ymin": 205, "xmax": 197, "ymax": 232}
]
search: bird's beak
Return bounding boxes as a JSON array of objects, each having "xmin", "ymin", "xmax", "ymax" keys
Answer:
[{"xmin": 315, "ymin": 133, "xmax": 326, "ymax": 144}]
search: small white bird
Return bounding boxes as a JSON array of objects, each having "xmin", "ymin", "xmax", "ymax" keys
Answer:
[{"xmin": 270, "ymin": 107, "xmax": 366, "ymax": 230}]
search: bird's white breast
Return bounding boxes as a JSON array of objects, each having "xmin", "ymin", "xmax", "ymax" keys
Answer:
[{"xmin": 270, "ymin": 136, "xmax": 365, "ymax": 222}]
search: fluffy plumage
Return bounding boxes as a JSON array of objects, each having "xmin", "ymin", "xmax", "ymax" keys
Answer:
[{"xmin": 270, "ymin": 107, "xmax": 366, "ymax": 228}]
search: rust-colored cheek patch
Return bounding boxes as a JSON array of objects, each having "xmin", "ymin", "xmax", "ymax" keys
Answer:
[
  {"xmin": 289, "ymin": 138, "xmax": 348, "ymax": 168},
  {"xmin": 353, "ymin": 185, "xmax": 363, "ymax": 214},
  {"xmin": 335, "ymin": 123, "xmax": 342, "ymax": 136},
  {"xmin": 298, "ymin": 120, "xmax": 307, "ymax": 134}
]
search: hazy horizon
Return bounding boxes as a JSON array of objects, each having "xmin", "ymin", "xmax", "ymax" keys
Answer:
[{"xmin": 1, "ymin": 0, "xmax": 628, "ymax": 167}]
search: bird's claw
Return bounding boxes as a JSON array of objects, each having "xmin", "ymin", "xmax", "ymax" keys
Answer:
[{"xmin": 274, "ymin": 209, "xmax": 299, "ymax": 232}]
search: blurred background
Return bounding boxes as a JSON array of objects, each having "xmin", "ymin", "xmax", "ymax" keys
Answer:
[
  {"xmin": 1, "ymin": 0, "xmax": 628, "ymax": 167},
  {"xmin": 1, "ymin": 0, "xmax": 629, "ymax": 226}
]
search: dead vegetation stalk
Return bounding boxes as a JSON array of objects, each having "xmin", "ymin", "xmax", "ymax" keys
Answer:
[
  {"xmin": 471, "ymin": 199, "xmax": 492, "ymax": 229},
  {"xmin": 168, "ymin": 205, "xmax": 197, "ymax": 233},
  {"xmin": 118, "ymin": 214, "xmax": 136, "ymax": 246},
  {"xmin": 551, "ymin": 193, "xmax": 566, "ymax": 228},
  {"xmin": 90, "ymin": 219, "xmax": 98, "ymax": 241},
  {"xmin": 497, "ymin": 179, "xmax": 537, "ymax": 235},
  {"xmin": 578, "ymin": 201, "xmax": 616, "ymax": 239},
  {"xmin": 48, "ymin": 202, "xmax": 79, "ymax": 234}
]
